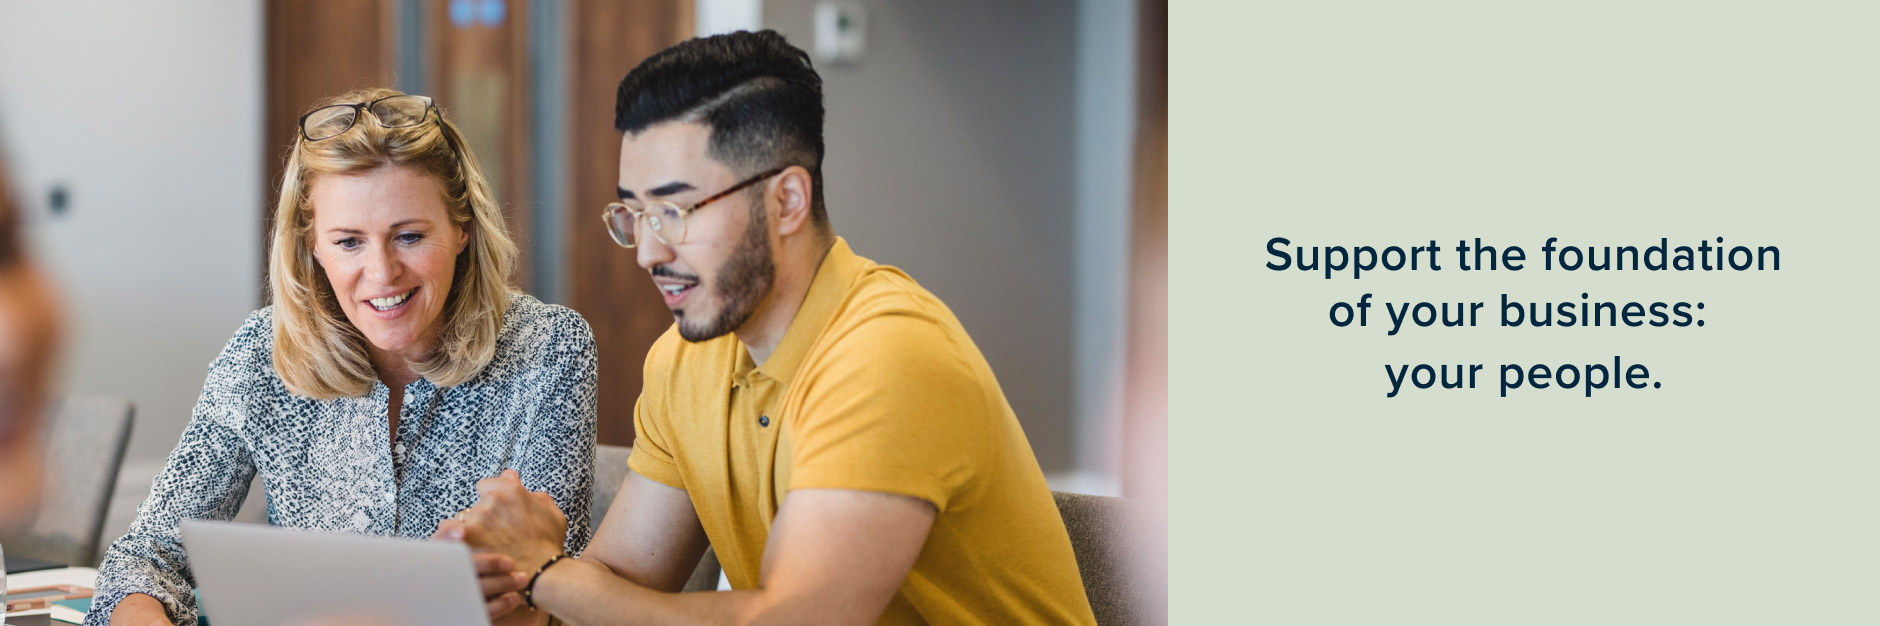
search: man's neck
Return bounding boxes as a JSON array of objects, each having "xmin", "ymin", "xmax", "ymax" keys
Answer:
[{"xmin": 737, "ymin": 234, "xmax": 834, "ymax": 366}]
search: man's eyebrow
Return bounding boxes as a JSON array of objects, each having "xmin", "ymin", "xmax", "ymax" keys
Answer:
[
  {"xmin": 618, "ymin": 182, "xmax": 699, "ymax": 200},
  {"xmin": 649, "ymin": 182, "xmax": 695, "ymax": 198}
]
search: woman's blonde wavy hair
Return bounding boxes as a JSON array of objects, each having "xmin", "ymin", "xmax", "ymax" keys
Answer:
[{"xmin": 270, "ymin": 87, "xmax": 517, "ymax": 399}]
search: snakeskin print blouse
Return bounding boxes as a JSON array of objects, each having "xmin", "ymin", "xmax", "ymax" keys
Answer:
[{"xmin": 86, "ymin": 294, "xmax": 598, "ymax": 626}]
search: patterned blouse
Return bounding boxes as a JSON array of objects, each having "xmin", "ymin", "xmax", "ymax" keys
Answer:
[{"xmin": 86, "ymin": 294, "xmax": 597, "ymax": 626}]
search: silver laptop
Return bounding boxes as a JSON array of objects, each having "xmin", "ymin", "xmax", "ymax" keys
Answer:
[{"xmin": 180, "ymin": 520, "xmax": 492, "ymax": 626}]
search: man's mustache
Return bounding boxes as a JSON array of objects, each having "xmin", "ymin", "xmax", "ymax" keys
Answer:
[{"xmin": 650, "ymin": 265, "xmax": 700, "ymax": 283}]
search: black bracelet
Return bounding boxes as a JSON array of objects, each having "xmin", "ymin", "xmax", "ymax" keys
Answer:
[{"xmin": 522, "ymin": 553, "xmax": 569, "ymax": 610}]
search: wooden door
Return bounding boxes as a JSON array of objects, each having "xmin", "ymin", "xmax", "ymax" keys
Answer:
[
  {"xmin": 429, "ymin": 0, "xmax": 533, "ymax": 288},
  {"xmin": 1124, "ymin": 0, "xmax": 1166, "ymax": 500},
  {"xmin": 563, "ymin": 0, "xmax": 693, "ymax": 447},
  {"xmin": 1123, "ymin": 0, "xmax": 1168, "ymax": 617},
  {"xmin": 264, "ymin": 0, "xmax": 396, "ymax": 276}
]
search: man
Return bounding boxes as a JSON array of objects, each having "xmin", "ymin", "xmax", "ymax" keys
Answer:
[{"xmin": 441, "ymin": 30, "xmax": 1096, "ymax": 625}]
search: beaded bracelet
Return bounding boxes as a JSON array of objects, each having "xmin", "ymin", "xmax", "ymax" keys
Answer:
[{"xmin": 521, "ymin": 553, "xmax": 570, "ymax": 610}]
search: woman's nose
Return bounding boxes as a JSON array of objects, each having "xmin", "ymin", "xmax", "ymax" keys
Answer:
[{"xmin": 366, "ymin": 243, "xmax": 402, "ymax": 283}]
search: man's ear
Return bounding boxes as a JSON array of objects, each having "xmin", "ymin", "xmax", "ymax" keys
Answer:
[{"xmin": 771, "ymin": 165, "xmax": 814, "ymax": 237}]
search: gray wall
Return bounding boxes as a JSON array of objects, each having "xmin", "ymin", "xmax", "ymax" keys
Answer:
[
  {"xmin": 0, "ymin": 0, "xmax": 265, "ymax": 550},
  {"xmin": 766, "ymin": 0, "xmax": 1082, "ymax": 472}
]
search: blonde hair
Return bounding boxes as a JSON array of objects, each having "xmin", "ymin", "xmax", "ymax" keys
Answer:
[{"xmin": 269, "ymin": 87, "xmax": 517, "ymax": 399}]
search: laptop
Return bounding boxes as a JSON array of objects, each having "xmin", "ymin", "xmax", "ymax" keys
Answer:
[{"xmin": 179, "ymin": 520, "xmax": 492, "ymax": 626}]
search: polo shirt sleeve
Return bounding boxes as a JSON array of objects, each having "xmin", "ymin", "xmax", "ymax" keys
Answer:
[
  {"xmin": 627, "ymin": 395, "xmax": 684, "ymax": 489},
  {"xmin": 627, "ymin": 331, "xmax": 686, "ymax": 490},
  {"xmin": 785, "ymin": 313, "xmax": 989, "ymax": 513}
]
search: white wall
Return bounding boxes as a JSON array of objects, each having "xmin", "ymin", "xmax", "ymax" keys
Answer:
[
  {"xmin": 698, "ymin": 0, "xmax": 764, "ymax": 37},
  {"xmin": 0, "ymin": 1, "xmax": 265, "ymax": 548}
]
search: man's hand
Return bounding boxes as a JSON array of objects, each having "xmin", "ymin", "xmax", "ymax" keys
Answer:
[
  {"xmin": 478, "ymin": 553, "xmax": 527, "ymax": 616},
  {"xmin": 440, "ymin": 469, "xmax": 569, "ymax": 573}
]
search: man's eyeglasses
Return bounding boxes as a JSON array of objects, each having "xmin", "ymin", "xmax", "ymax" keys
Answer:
[
  {"xmin": 602, "ymin": 168, "xmax": 784, "ymax": 248},
  {"xmin": 298, "ymin": 95, "xmax": 438, "ymax": 142}
]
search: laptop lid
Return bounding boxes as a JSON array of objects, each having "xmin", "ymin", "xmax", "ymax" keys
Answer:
[{"xmin": 180, "ymin": 520, "xmax": 492, "ymax": 626}]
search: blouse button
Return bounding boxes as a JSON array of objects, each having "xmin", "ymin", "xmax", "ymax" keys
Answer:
[{"xmin": 758, "ymin": 414, "xmax": 770, "ymax": 427}]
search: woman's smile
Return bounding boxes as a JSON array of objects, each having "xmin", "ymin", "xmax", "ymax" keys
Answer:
[{"xmin": 366, "ymin": 286, "xmax": 418, "ymax": 313}]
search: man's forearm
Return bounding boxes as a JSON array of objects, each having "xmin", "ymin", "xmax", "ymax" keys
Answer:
[{"xmin": 535, "ymin": 557, "xmax": 767, "ymax": 626}]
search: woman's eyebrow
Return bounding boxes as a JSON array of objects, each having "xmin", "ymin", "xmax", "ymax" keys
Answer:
[{"xmin": 325, "ymin": 219, "xmax": 433, "ymax": 235}]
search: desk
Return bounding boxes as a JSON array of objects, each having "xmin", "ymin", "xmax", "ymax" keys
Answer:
[
  {"xmin": 4, "ymin": 568, "xmax": 93, "ymax": 624},
  {"xmin": 6, "ymin": 569, "xmax": 213, "ymax": 626}
]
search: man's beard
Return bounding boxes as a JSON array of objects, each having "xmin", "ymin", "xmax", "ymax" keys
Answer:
[{"xmin": 677, "ymin": 206, "xmax": 775, "ymax": 342}]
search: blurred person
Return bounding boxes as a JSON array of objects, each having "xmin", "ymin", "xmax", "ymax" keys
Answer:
[
  {"xmin": 0, "ymin": 146, "xmax": 63, "ymax": 537},
  {"xmin": 93, "ymin": 89, "xmax": 598, "ymax": 626},
  {"xmin": 440, "ymin": 31, "xmax": 1096, "ymax": 625}
]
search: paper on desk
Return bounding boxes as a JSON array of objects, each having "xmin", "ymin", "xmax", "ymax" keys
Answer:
[
  {"xmin": 6, "ymin": 568, "xmax": 96, "ymax": 624},
  {"xmin": 48, "ymin": 604, "xmax": 86, "ymax": 623}
]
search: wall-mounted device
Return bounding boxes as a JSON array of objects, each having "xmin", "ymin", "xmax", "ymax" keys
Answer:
[{"xmin": 814, "ymin": 1, "xmax": 866, "ymax": 65}]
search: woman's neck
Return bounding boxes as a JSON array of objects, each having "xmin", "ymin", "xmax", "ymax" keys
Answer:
[{"xmin": 369, "ymin": 347, "xmax": 422, "ymax": 390}]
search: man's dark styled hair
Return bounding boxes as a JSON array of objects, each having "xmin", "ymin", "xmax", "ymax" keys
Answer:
[{"xmin": 616, "ymin": 29, "xmax": 829, "ymax": 230}]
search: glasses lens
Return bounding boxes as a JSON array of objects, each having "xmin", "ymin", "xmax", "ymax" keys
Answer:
[
  {"xmin": 302, "ymin": 105, "xmax": 357, "ymax": 141},
  {"xmin": 605, "ymin": 204, "xmax": 638, "ymax": 247},
  {"xmin": 650, "ymin": 202, "xmax": 686, "ymax": 245},
  {"xmin": 370, "ymin": 96, "xmax": 432, "ymax": 128}
]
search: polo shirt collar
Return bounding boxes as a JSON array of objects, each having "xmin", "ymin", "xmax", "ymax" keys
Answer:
[{"xmin": 750, "ymin": 237, "xmax": 862, "ymax": 386}]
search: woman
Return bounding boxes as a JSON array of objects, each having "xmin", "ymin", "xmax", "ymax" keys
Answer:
[{"xmin": 92, "ymin": 88, "xmax": 597, "ymax": 626}]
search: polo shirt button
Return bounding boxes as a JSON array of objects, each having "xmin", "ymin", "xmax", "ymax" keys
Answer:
[{"xmin": 758, "ymin": 414, "xmax": 770, "ymax": 427}]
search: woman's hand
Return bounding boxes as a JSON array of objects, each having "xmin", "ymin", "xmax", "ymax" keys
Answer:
[
  {"xmin": 107, "ymin": 593, "xmax": 173, "ymax": 626},
  {"xmin": 433, "ymin": 469, "xmax": 567, "ymax": 623},
  {"xmin": 440, "ymin": 469, "xmax": 569, "ymax": 572}
]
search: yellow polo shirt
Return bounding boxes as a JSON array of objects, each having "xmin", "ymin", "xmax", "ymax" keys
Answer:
[{"xmin": 628, "ymin": 238, "xmax": 1095, "ymax": 625}]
